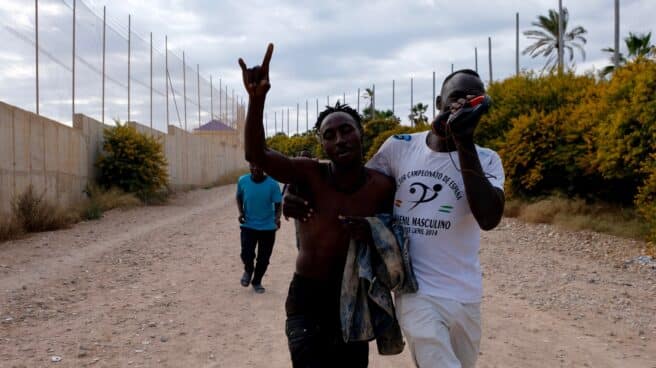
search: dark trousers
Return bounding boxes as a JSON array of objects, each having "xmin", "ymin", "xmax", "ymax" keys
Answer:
[
  {"xmin": 240, "ymin": 227, "xmax": 276, "ymax": 285},
  {"xmin": 285, "ymin": 274, "xmax": 369, "ymax": 368}
]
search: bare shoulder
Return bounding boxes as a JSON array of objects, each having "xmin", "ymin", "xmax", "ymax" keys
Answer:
[{"xmin": 290, "ymin": 157, "xmax": 322, "ymax": 182}]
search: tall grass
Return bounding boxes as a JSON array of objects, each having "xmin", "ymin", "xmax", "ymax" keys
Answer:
[
  {"xmin": 0, "ymin": 185, "xmax": 142, "ymax": 243},
  {"xmin": 505, "ymin": 196, "xmax": 650, "ymax": 241},
  {"xmin": 80, "ymin": 185, "xmax": 141, "ymax": 219},
  {"xmin": 11, "ymin": 186, "xmax": 78, "ymax": 233},
  {"xmin": 0, "ymin": 217, "xmax": 23, "ymax": 242}
]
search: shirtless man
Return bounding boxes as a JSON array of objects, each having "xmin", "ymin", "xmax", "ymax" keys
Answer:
[{"xmin": 239, "ymin": 44, "xmax": 395, "ymax": 368}]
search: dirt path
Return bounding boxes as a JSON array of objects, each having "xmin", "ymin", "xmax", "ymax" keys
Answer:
[{"xmin": 1, "ymin": 185, "xmax": 654, "ymax": 367}]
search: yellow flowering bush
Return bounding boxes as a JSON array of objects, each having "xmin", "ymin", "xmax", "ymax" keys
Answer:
[{"xmin": 96, "ymin": 123, "xmax": 168, "ymax": 200}]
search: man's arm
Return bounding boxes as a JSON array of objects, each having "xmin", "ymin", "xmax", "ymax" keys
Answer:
[
  {"xmin": 455, "ymin": 140, "xmax": 504, "ymax": 231},
  {"xmin": 240, "ymin": 44, "xmax": 306, "ymax": 184},
  {"xmin": 236, "ymin": 189, "xmax": 245, "ymax": 224},
  {"xmin": 274, "ymin": 203, "xmax": 282, "ymax": 229}
]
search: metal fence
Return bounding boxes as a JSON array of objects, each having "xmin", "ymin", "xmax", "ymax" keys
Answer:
[{"xmin": 0, "ymin": 0, "xmax": 242, "ymax": 132}]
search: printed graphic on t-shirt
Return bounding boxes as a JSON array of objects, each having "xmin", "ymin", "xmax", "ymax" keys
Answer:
[{"xmin": 394, "ymin": 168, "xmax": 465, "ymax": 237}]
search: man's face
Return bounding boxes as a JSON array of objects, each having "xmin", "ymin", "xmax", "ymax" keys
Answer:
[
  {"xmin": 249, "ymin": 163, "xmax": 264, "ymax": 180},
  {"xmin": 318, "ymin": 112, "xmax": 363, "ymax": 167},
  {"xmin": 434, "ymin": 73, "xmax": 485, "ymax": 137}
]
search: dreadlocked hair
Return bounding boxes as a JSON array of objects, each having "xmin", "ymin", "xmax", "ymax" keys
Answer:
[{"xmin": 314, "ymin": 101, "xmax": 362, "ymax": 133}]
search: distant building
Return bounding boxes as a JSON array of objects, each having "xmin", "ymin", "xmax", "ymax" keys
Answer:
[{"xmin": 194, "ymin": 119, "xmax": 236, "ymax": 133}]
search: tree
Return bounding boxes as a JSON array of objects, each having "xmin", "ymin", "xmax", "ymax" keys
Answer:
[
  {"xmin": 601, "ymin": 32, "xmax": 655, "ymax": 77},
  {"xmin": 522, "ymin": 7, "xmax": 587, "ymax": 72},
  {"xmin": 361, "ymin": 88, "xmax": 375, "ymax": 121},
  {"xmin": 408, "ymin": 103, "xmax": 429, "ymax": 126}
]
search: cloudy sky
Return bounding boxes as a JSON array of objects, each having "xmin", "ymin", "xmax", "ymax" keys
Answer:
[{"xmin": 1, "ymin": 0, "xmax": 655, "ymax": 132}]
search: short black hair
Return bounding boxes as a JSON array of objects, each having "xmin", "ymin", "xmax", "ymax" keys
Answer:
[
  {"xmin": 442, "ymin": 69, "xmax": 485, "ymax": 90},
  {"xmin": 437, "ymin": 69, "xmax": 485, "ymax": 110},
  {"xmin": 314, "ymin": 101, "xmax": 362, "ymax": 132}
]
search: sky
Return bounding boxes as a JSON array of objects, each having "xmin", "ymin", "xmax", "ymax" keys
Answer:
[{"xmin": 1, "ymin": 0, "xmax": 655, "ymax": 132}]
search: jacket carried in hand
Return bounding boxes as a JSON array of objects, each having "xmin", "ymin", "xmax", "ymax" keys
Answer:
[{"xmin": 340, "ymin": 214, "xmax": 418, "ymax": 355}]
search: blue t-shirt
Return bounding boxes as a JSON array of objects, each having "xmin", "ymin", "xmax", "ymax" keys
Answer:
[{"xmin": 237, "ymin": 174, "xmax": 282, "ymax": 231}]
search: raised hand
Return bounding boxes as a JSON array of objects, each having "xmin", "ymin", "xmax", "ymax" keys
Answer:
[
  {"xmin": 238, "ymin": 43, "xmax": 274, "ymax": 97},
  {"xmin": 446, "ymin": 95, "xmax": 492, "ymax": 140}
]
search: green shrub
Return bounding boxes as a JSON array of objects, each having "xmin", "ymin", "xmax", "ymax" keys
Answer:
[{"xmin": 96, "ymin": 123, "xmax": 168, "ymax": 200}]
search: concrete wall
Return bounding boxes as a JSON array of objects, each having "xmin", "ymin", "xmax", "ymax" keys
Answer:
[{"xmin": 0, "ymin": 101, "xmax": 247, "ymax": 215}]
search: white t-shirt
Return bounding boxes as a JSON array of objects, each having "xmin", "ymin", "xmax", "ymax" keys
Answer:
[{"xmin": 367, "ymin": 131, "xmax": 505, "ymax": 303}]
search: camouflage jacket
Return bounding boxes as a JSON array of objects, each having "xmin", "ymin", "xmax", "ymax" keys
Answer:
[{"xmin": 340, "ymin": 214, "xmax": 418, "ymax": 355}]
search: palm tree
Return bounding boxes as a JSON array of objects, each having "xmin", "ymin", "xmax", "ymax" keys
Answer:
[
  {"xmin": 601, "ymin": 32, "xmax": 655, "ymax": 77},
  {"xmin": 408, "ymin": 103, "xmax": 428, "ymax": 127},
  {"xmin": 523, "ymin": 8, "xmax": 587, "ymax": 72},
  {"xmin": 361, "ymin": 88, "xmax": 375, "ymax": 121}
]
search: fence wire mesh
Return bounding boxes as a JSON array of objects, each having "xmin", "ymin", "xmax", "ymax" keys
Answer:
[{"xmin": 0, "ymin": 0, "xmax": 241, "ymax": 132}]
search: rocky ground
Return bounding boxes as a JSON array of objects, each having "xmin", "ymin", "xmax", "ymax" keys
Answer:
[{"xmin": 0, "ymin": 185, "xmax": 654, "ymax": 367}]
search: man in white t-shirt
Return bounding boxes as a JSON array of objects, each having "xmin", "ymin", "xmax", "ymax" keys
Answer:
[{"xmin": 284, "ymin": 69, "xmax": 505, "ymax": 367}]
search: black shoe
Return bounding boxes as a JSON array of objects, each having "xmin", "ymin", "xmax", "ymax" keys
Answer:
[
  {"xmin": 252, "ymin": 283, "xmax": 265, "ymax": 294},
  {"xmin": 240, "ymin": 271, "xmax": 252, "ymax": 287}
]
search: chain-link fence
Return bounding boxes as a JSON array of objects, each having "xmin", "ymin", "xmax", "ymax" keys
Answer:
[{"xmin": 0, "ymin": 0, "xmax": 241, "ymax": 132}]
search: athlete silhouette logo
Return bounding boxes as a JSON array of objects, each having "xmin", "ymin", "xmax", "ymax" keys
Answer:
[{"xmin": 408, "ymin": 182, "xmax": 443, "ymax": 209}]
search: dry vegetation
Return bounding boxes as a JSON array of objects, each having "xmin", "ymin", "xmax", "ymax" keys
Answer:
[
  {"xmin": 505, "ymin": 196, "xmax": 650, "ymax": 242},
  {"xmin": 0, "ymin": 185, "xmax": 141, "ymax": 243}
]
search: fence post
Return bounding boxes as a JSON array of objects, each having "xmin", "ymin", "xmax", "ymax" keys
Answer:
[
  {"xmin": 72, "ymin": 0, "xmax": 76, "ymax": 123},
  {"xmin": 225, "ymin": 85, "xmax": 228, "ymax": 126},
  {"xmin": 210, "ymin": 75, "xmax": 213, "ymax": 119},
  {"xmin": 219, "ymin": 78, "xmax": 222, "ymax": 120},
  {"xmin": 392, "ymin": 80, "xmax": 395, "ymax": 115},
  {"xmin": 558, "ymin": 0, "xmax": 564, "ymax": 73},
  {"xmin": 102, "ymin": 6, "xmax": 106, "ymax": 123},
  {"xmin": 35, "ymin": 0, "xmax": 39, "ymax": 115},
  {"xmin": 432, "ymin": 71, "xmax": 435, "ymax": 119},
  {"xmin": 128, "ymin": 14, "xmax": 131, "ymax": 122},
  {"xmin": 475, "ymin": 47, "xmax": 478, "ymax": 73},
  {"xmin": 357, "ymin": 88, "xmax": 360, "ymax": 113},
  {"xmin": 164, "ymin": 35, "xmax": 165, "ymax": 126},
  {"xmin": 327, "ymin": 96, "xmax": 329, "ymax": 106},
  {"xmin": 197, "ymin": 64, "xmax": 200, "ymax": 128},
  {"xmin": 183, "ymin": 51, "xmax": 187, "ymax": 130},
  {"xmin": 410, "ymin": 77, "xmax": 414, "ymax": 123},
  {"xmin": 614, "ymin": 0, "xmax": 620, "ymax": 67},
  {"xmin": 274, "ymin": 111, "xmax": 277, "ymax": 134},
  {"xmin": 150, "ymin": 32, "xmax": 153, "ymax": 133},
  {"xmin": 488, "ymin": 37, "xmax": 493, "ymax": 84},
  {"xmin": 516, "ymin": 12, "xmax": 520, "ymax": 75}
]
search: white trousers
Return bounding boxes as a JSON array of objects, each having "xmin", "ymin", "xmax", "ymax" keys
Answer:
[{"xmin": 396, "ymin": 293, "xmax": 481, "ymax": 368}]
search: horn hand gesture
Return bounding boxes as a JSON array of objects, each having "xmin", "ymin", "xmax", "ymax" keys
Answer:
[{"xmin": 238, "ymin": 43, "xmax": 274, "ymax": 97}]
